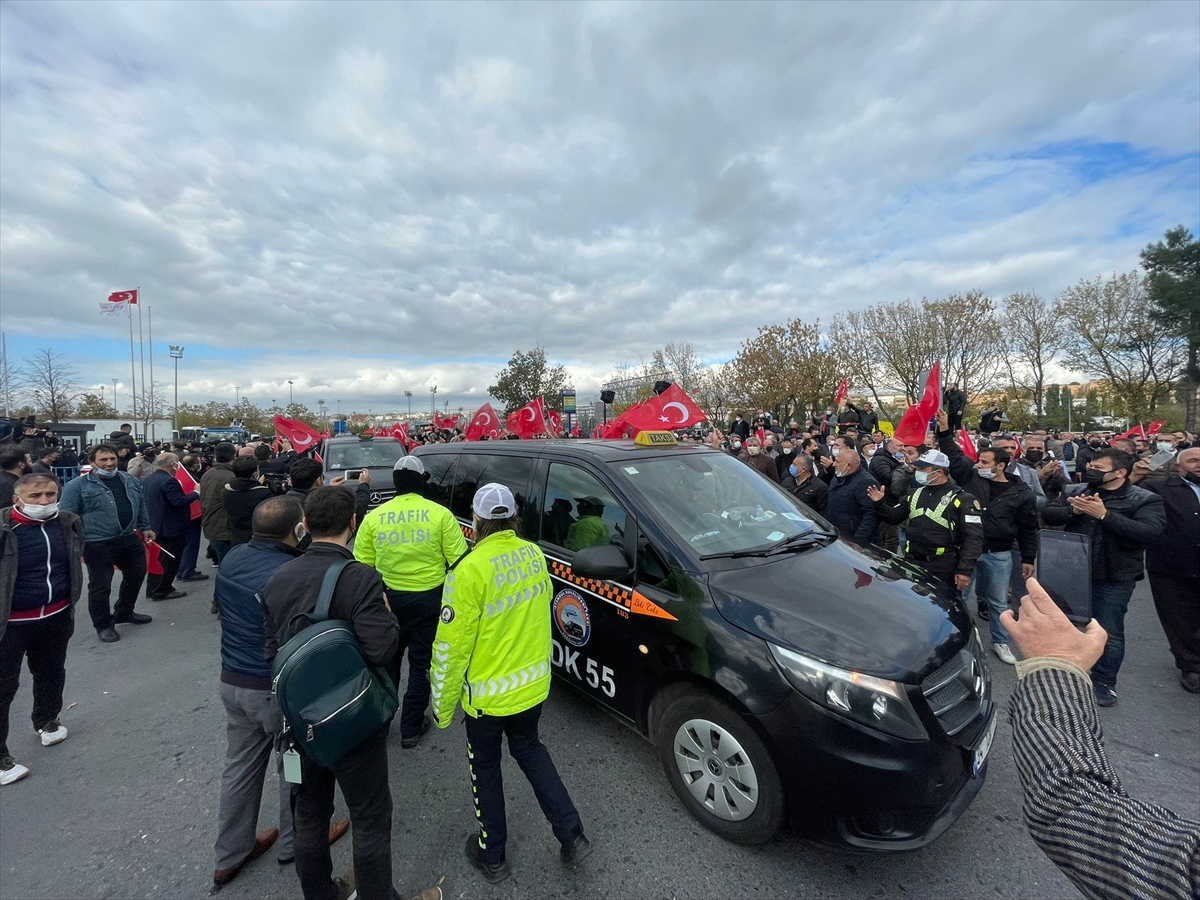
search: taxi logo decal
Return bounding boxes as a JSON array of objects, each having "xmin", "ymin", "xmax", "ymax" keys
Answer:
[{"xmin": 553, "ymin": 589, "xmax": 591, "ymax": 647}]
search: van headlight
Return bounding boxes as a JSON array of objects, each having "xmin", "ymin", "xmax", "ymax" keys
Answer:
[{"xmin": 769, "ymin": 643, "xmax": 927, "ymax": 740}]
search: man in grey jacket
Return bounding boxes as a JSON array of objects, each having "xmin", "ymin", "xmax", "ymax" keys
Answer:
[{"xmin": 59, "ymin": 444, "xmax": 156, "ymax": 644}]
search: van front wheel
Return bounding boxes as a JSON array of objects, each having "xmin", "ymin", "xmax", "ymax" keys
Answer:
[{"xmin": 655, "ymin": 690, "xmax": 785, "ymax": 844}]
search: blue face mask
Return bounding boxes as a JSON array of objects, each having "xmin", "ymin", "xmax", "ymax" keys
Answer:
[
  {"xmin": 96, "ymin": 467, "xmax": 118, "ymax": 478},
  {"xmin": 788, "ymin": 465, "xmax": 798, "ymax": 478}
]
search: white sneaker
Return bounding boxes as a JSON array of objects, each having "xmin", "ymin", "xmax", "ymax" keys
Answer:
[
  {"xmin": 0, "ymin": 757, "xmax": 30, "ymax": 785},
  {"xmin": 37, "ymin": 720, "xmax": 68, "ymax": 746},
  {"xmin": 993, "ymin": 643, "xmax": 1017, "ymax": 665}
]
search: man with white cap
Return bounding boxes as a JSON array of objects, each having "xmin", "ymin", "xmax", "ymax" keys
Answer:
[
  {"xmin": 430, "ymin": 483, "xmax": 592, "ymax": 884},
  {"xmin": 868, "ymin": 449, "xmax": 984, "ymax": 596},
  {"xmin": 354, "ymin": 455, "xmax": 467, "ymax": 749}
]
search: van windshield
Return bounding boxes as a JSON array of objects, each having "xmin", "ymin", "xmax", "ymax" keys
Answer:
[
  {"xmin": 326, "ymin": 441, "xmax": 406, "ymax": 470},
  {"xmin": 613, "ymin": 452, "xmax": 828, "ymax": 557}
]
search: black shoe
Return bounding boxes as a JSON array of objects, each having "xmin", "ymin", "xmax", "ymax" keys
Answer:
[
  {"xmin": 211, "ymin": 601, "xmax": 219, "ymax": 615},
  {"xmin": 1094, "ymin": 683, "xmax": 1118, "ymax": 707},
  {"xmin": 464, "ymin": 834, "xmax": 511, "ymax": 883},
  {"xmin": 560, "ymin": 832, "xmax": 594, "ymax": 868},
  {"xmin": 97, "ymin": 627, "xmax": 120, "ymax": 643},
  {"xmin": 1181, "ymin": 672, "xmax": 1200, "ymax": 694},
  {"xmin": 976, "ymin": 604, "xmax": 990, "ymax": 621},
  {"xmin": 115, "ymin": 612, "xmax": 153, "ymax": 625},
  {"xmin": 401, "ymin": 715, "xmax": 432, "ymax": 750},
  {"xmin": 150, "ymin": 590, "xmax": 187, "ymax": 601},
  {"xmin": 180, "ymin": 573, "xmax": 210, "ymax": 582}
]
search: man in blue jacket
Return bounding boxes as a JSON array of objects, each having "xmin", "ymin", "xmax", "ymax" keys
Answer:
[
  {"xmin": 59, "ymin": 444, "xmax": 155, "ymax": 644},
  {"xmin": 820, "ymin": 436, "xmax": 880, "ymax": 546},
  {"xmin": 210, "ymin": 496, "xmax": 348, "ymax": 892},
  {"xmin": 142, "ymin": 453, "xmax": 199, "ymax": 601}
]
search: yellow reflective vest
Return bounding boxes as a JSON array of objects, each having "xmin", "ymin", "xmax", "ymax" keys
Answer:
[
  {"xmin": 354, "ymin": 492, "xmax": 468, "ymax": 592},
  {"xmin": 430, "ymin": 529, "xmax": 553, "ymax": 727}
]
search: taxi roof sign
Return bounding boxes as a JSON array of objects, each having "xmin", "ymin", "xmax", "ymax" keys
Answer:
[{"xmin": 634, "ymin": 430, "xmax": 678, "ymax": 446}]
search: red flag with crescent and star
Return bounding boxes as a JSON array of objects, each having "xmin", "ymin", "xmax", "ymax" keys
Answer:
[
  {"xmin": 957, "ymin": 427, "xmax": 978, "ymax": 462},
  {"xmin": 893, "ymin": 361, "xmax": 942, "ymax": 446},
  {"xmin": 272, "ymin": 415, "xmax": 321, "ymax": 452},
  {"xmin": 465, "ymin": 403, "xmax": 501, "ymax": 441},
  {"xmin": 834, "ymin": 378, "xmax": 849, "ymax": 409},
  {"xmin": 506, "ymin": 396, "xmax": 547, "ymax": 439},
  {"xmin": 107, "ymin": 289, "xmax": 138, "ymax": 305},
  {"xmin": 618, "ymin": 384, "xmax": 707, "ymax": 432},
  {"xmin": 174, "ymin": 462, "xmax": 202, "ymax": 520},
  {"xmin": 391, "ymin": 422, "xmax": 412, "ymax": 447},
  {"xmin": 546, "ymin": 408, "xmax": 563, "ymax": 435}
]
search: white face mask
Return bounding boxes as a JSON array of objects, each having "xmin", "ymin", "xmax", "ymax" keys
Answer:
[
  {"xmin": 18, "ymin": 502, "xmax": 59, "ymax": 520},
  {"xmin": 976, "ymin": 467, "xmax": 996, "ymax": 480},
  {"xmin": 747, "ymin": 446, "xmax": 760, "ymax": 456},
  {"xmin": 96, "ymin": 466, "xmax": 118, "ymax": 478}
]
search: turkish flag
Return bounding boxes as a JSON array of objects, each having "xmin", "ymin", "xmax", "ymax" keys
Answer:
[
  {"xmin": 546, "ymin": 408, "xmax": 563, "ymax": 435},
  {"xmin": 506, "ymin": 396, "xmax": 547, "ymax": 439},
  {"xmin": 1112, "ymin": 424, "xmax": 1145, "ymax": 441},
  {"xmin": 834, "ymin": 378, "xmax": 849, "ymax": 409},
  {"xmin": 273, "ymin": 415, "xmax": 321, "ymax": 452},
  {"xmin": 571, "ymin": 423, "xmax": 580, "ymax": 437},
  {"xmin": 141, "ymin": 534, "xmax": 163, "ymax": 576},
  {"xmin": 958, "ymin": 427, "xmax": 978, "ymax": 462},
  {"xmin": 107, "ymin": 289, "xmax": 138, "ymax": 305},
  {"xmin": 893, "ymin": 362, "xmax": 942, "ymax": 446},
  {"xmin": 618, "ymin": 384, "xmax": 708, "ymax": 432},
  {"xmin": 174, "ymin": 464, "xmax": 202, "ymax": 520},
  {"xmin": 437, "ymin": 413, "xmax": 460, "ymax": 430},
  {"xmin": 1147, "ymin": 421, "xmax": 1167, "ymax": 435},
  {"xmin": 465, "ymin": 403, "xmax": 501, "ymax": 441}
]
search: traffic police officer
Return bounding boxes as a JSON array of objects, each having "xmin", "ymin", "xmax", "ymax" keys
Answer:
[
  {"xmin": 353, "ymin": 455, "xmax": 467, "ymax": 748},
  {"xmin": 868, "ymin": 450, "xmax": 984, "ymax": 594},
  {"xmin": 429, "ymin": 483, "xmax": 592, "ymax": 884}
]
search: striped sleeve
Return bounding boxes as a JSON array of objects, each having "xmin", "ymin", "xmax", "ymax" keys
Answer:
[{"xmin": 1009, "ymin": 667, "xmax": 1200, "ymax": 900}]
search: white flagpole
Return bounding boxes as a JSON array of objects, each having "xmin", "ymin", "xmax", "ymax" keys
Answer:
[
  {"xmin": 137, "ymin": 287, "xmax": 146, "ymax": 436},
  {"xmin": 128, "ymin": 299, "xmax": 138, "ymax": 422},
  {"xmin": 148, "ymin": 305, "xmax": 156, "ymax": 441}
]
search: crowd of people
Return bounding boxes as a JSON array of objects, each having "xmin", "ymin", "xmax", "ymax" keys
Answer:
[{"xmin": 0, "ymin": 402, "xmax": 1197, "ymax": 899}]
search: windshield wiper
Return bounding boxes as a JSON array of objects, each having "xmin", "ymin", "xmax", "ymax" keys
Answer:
[{"xmin": 700, "ymin": 530, "xmax": 835, "ymax": 561}]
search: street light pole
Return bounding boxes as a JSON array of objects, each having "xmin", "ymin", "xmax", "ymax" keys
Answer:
[
  {"xmin": 112, "ymin": 379, "xmax": 119, "ymax": 414},
  {"xmin": 431, "ymin": 385, "xmax": 437, "ymax": 418},
  {"xmin": 169, "ymin": 345, "xmax": 184, "ymax": 437},
  {"xmin": 405, "ymin": 390, "xmax": 412, "ymax": 420},
  {"xmin": 288, "ymin": 380, "xmax": 294, "ymax": 407}
]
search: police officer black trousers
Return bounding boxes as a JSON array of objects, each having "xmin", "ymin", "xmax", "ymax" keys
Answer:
[
  {"xmin": 465, "ymin": 703, "xmax": 582, "ymax": 864},
  {"xmin": 385, "ymin": 586, "xmax": 441, "ymax": 740}
]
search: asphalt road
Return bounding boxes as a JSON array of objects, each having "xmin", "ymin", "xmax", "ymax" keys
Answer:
[{"xmin": 1, "ymin": 553, "xmax": 1196, "ymax": 900}]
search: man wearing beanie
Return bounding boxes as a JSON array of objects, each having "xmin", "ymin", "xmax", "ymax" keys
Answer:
[{"xmin": 353, "ymin": 455, "xmax": 468, "ymax": 748}]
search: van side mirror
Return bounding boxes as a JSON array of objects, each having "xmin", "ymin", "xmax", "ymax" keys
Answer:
[{"xmin": 571, "ymin": 544, "xmax": 633, "ymax": 582}]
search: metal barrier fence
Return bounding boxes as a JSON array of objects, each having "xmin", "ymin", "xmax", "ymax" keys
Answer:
[{"xmin": 52, "ymin": 466, "xmax": 83, "ymax": 484}]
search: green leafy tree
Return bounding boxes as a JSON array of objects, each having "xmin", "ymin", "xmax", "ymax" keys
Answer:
[
  {"xmin": 75, "ymin": 392, "xmax": 119, "ymax": 418},
  {"xmin": 1043, "ymin": 384, "xmax": 1063, "ymax": 429},
  {"xmin": 729, "ymin": 318, "xmax": 841, "ymax": 422},
  {"xmin": 488, "ymin": 347, "xmax": 569, "ymax": 415},
  {"xmin": 1141, "ymin": 226, "xmax": 1200, "ymax": 429}
]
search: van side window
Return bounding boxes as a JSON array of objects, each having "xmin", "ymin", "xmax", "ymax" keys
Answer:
[
  {"xmin": 541, "ymin": 463, "xmax": 628, "ymax": 553},
  {"xmin": 449, "ymin": 454, "xmax": 533, "ymax": 524},
  {"xmin": 420, "ymin": 454, "xmax": 457, "ymax": 509}
]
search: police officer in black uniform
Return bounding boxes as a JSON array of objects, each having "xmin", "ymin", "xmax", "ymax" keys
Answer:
[{"xmin": 868, "ymin": 449, "xmax": 984, "ymax": 594}]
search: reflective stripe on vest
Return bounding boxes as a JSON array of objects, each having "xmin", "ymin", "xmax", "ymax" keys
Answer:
[
  {"xmin": 483, "ymin": 579, "xmax": 548, "ymax": 618},
  {"xmin": 908, "ymin": 486, "xmax": 960, "ymax": 531},
  {"xmin": 469, "ymin": 660, "xmax": 549, "ymax": 699}
]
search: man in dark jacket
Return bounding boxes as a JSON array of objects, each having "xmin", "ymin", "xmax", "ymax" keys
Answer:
[
  {"xmin": 0, "ymin": 449, "xmax": 31, "ymax": 503},
  {"xmin": 821, "ymin": 438, "xmax": 880, "ymax": 545},
  {"xmin": 201, "ymin": 443, "xmax": 238, "ymax": 564},
  {"xmin": 944, "ymin": 384, "xmax": 967, "ymax": 433},
  {"xmin": 0, "ymin": 474, "xmax": 84, "ymax": 785},
  {"xmin": 223, "ymin": 456, "xmax": 271, "ymax": 547},
  {"xmin": 737, "ymin": 436, "xmax": 779, "ymax": 482},
  {"xmin": 261, "ymin": 487, "xmax": 400, "ymax": 900},
  {"xmin": 143, "ymin": 453, "xmax": 200, "ymax": 601},
  {"xmin": 937, "ymin": 419, "xmax": 1037, "ymax": 665},
  {"xmin": 210, "ymin": 497, "xmax": 348, "ymax": 891},
  {"xmin": 728, "ymin": 414, "xmax": 750, "ymax": 441},
  {"xmin": 1042, "ymin": 448, "xmax": 1166, "ymax": 707},
  {"xmin": 979, "ymin": 403, "xmax": 1003, "ymax": 435},
  {"xmin": 870, "ymin": 449, "xmax": 984, "ymax": 597},
  {"xmin": 1132, "ymin": 446, "xmax": 1200, "ymax": 694},
  {"xmin": 780, "ymin": 453, "xmax": 827, "ymax": 512},
  {"xmin": 857, "ymin": 402, "xmax": 880, "ymax": 434}
]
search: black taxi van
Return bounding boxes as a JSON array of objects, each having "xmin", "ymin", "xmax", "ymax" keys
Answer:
[{"xmin": 411, "ymin": 433, "xmax": 996, "ymax": 849}]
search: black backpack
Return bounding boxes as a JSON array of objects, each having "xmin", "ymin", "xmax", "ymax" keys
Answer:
[{"xmin": 271, "ymin": 560, "xmax": 398, "ymax": 767}]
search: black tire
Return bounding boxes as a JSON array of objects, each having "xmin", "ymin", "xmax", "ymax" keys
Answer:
[{"xmin": 655, "ymin": 689, "xmax": 786, "ymax": 845}]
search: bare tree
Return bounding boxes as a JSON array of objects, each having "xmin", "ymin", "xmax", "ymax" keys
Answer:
[
  {"xmin": 1004, "ymin": 291, "xmax": 1067, "ymax": 418},
  {"xmin": 1058, "ymin": 272, "xmax": 1187, "ymax": 421},
  {"xmin": 21, "ymin": 349, "xmax": 80, "ymax": 422},
  {"xmin": 689, "ymin": 363, "xmax": 741, "ymax": 427},
  {"xmin": 650, "ymin": 341, "xmax": 703, "ymax": 393}
]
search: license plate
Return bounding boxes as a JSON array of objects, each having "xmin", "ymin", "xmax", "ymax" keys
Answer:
[{"xmin": 972, "ymin": 712, "xmax": 997, "ymax": 776}]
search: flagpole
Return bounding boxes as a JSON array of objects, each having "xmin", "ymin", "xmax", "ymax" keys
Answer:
[
  {"xmin": 137, "ymin": 287, "xmax": 146, "ymax": 435},
  {"xmin": 1, "ymin": 332, "xmax": 11, "ymax": 416},
  {"xmin": 128, "ymin": 300, "xmax": 138, "ymax": 422},
  {"xmin": 148, "ymin": 305, "xmax": 156, "ymax": 441}
]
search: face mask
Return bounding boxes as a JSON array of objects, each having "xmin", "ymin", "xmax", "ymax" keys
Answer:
[
  {"xmin": 731, "ymin": 441, "xmax": 741, "ymax": 450},
  {"xmin": 864, "ymin": 447, "xmax": 875, "ymax": 458},
  {"xmin": 1024, "ymin": 450, "xmax": 1044, "ymax": 464},
  {"xmin": 747, "ymin": 447, "xmax": 760, "ymax": 456},
  {"xmin": 1158, "ymin": 442, "xmax": 1173, "ymax": 452},
  {"xmin": 1088, "ymin": 440, "xmax": 1101, "ymax": 448},
  {"xmin": 977, "ymin": 467, "xmax": 996, "ymax": 480},
  {"xmin": 831, "ymin": 447, "xmax": 841, "ymax": 458},
  {"xmin": 782, "ymin": 447, "xmax": 793, "ymax": 454},
  {"xmin": 96, "ymin": 467, "xmax": 118, "ymax": 478},
  {"xmin": 893, "ymin": 451, "xmax": 905, "ymax": 462},
  {"xmin": 1083, "ymin": 468, "xmax": 1112, "ymax": 487},
  {"xmin": 914, "ymin": 470, "xmax": 931, "ymax": 485},
  {"xmin": 18, "ymin": 502, "xmax": 58, "ymax": 520},
  {"xmin": 788, "ymin": 465, "xmax": 798, "ymax": 478}
]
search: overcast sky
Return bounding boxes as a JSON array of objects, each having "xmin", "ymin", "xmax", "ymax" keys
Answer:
[{"xmin": 1, "ymin": 0, "xmax": 1197, "ymax": 417}]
